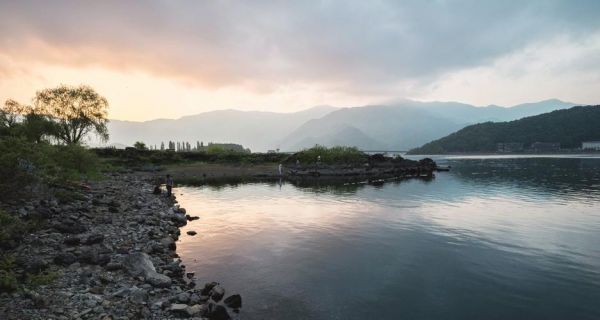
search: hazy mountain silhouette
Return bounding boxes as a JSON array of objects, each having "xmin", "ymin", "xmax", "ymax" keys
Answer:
[
  {"xmin": 278, "ymin": 99, "xmax": 576, "ymax": 151},
  {"xmin": 106, "ymin": 99, "xmax": 576, "ymax": 151},
  {"xmin": 107, "ymin": 105, "xmax": 337, "ymax": 151}
]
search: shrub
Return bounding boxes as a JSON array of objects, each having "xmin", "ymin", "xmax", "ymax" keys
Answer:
[{"xmin": 289, "ymin": 145, "xmax": 368, "ymax": 165}]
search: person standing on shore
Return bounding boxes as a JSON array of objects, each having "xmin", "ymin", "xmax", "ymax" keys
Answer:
[{"xmin": 165, "ymin": 174, "xmax": 174, "ymax": 198}]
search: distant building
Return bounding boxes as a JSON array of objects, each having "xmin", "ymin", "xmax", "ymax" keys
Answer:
[
  {"xmin": 496, "ymin": 142, "xmax": 524, "ymax": 153},
  {"xmin": 582, "ymin": 141, "xmax": 600, "ymax": 150},
  {"xmin": 531, "ymin": 142, "xmax": 560, "ymax": 152}
]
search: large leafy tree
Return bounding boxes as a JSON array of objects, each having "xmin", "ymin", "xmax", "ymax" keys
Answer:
[{"xmin": 34, "ymin": 85, "xmax": 109, "ymax": 144}]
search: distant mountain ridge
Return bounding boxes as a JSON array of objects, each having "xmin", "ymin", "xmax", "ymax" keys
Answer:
[
  {"xmin": 105, "ymin": 99, "xmax": 577, "ymax": 152},
  {"xmin": 407, "ymin": 105, "xmax": 600, "ymax": 154}
]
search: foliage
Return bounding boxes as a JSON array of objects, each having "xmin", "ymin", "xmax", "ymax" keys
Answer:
[
  {"xmin": 288, "ymin": 145, "xmax": 368, "ymax": 164},
  {"xmin": 0, "ymin": 254, "xmax": 17, "ymax": 293},
  {"xmin": 46, "ymin": 144, "xmax": 101, "ymax": 182},
  {"xmin": 25, "ymin": 270, "xmax": 61, "ymax": 287},
  {"xmin": 0, "ymin": 99, "xmax": 29, "ymax": 129},
  {"xmin": 134, "ymin": 141, "xmax": 147, "ymax": 150},
  {"xmin": 33, "ymin": 84, "xmax": 109, "ymax": 144},
  {"xmin": 0, "ymin": 137, "xmax": 47, "ymax": 199},
  {"xmin": 408, "ymin": 105, "xmax": 600, "ymax": 154},
  {"xmin": 0, "ymin": 138, "xmax": 101, "ymax": 201},
  {"xmin": 0, "ymin": 210, "xmax": 28, "ymax": 244}
]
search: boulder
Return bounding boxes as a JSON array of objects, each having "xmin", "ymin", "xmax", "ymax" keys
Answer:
[
  {"xmin": 210, "ymin": 285, "xmax": 225, "ymax": 302},
  {"xmin": 200, "ymin": 282, "xmax": 219, "ymax": 296},
  {"xmin": 186, "ymin": 304, "xmax": 207, "ymax": 317},
  {"xmin": 123, "ymin": 252, "xmax": 172, "ymax": 288},
  {"xmin": 208, "ymin": 304, "xmax": 230, "ymax": 320},
  {"xmin": 186, "ymin": 230, "xmax": 197, "ymax": 236},
  {"xmin": 224, "ymin": 294, "xmax": 242, "ymax": 309}
]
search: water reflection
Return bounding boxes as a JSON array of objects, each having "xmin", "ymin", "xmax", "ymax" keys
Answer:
[{"xmin": 175, "ymin": 158, "xmax": 600, "ymax": 320}]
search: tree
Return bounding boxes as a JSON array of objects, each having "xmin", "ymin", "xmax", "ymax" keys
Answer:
[
  {"xmin": 1, "ymin": 99, "xmax": 28, "ymax": 129},
  {"xmin": 34, "ymin": 85, "xmax": 109, "ymax": 144},
  {"xmin": 161, "ymin": 142, "xmax": 165, "ymax": 151},
  {"xmin": 134, "ymin": 141, "xmax": 147, "ymax": 150}
]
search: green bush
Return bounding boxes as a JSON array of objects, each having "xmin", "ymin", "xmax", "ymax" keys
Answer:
[
  {"xmin": 0, "ymin": 137, "xmax": 46, "ymax": 199},
  {"xmin": 46, "ymin": 144, "xmax": 101, "ymax": 182},
  {"xmin": 289, "ymin": 145, "xmax": 367, "ymax": 165}
]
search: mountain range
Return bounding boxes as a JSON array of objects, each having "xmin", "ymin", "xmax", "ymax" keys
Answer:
[{"xmin": 105, "ymin": 99, "xmax": 576, "ymax": 152}]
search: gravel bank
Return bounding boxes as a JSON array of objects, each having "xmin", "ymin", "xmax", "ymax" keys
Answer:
[{"xmin": 0, "ymin": 173, "xmax": 240, "ymax": 319}]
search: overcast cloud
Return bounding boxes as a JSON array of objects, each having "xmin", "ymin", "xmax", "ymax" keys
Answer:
[{"xmin": 1, "ymin": 0, "xmax": 599, "ymax": 119}]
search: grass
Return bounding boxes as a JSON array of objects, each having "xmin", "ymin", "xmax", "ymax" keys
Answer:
[
  {"xmin": 0, "ymin": 210, "xmax": 28, "ymax": 244},
  {"xmin": 25, "ymin": 269, "xmax": 61, "ymax": 287},
  {"xmin": 0, "ymin": 254, "xmax": 17, "ymax": 292}
]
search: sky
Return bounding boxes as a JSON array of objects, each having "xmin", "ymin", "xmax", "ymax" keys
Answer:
[{"xmin": 1, "ymin": 0, "xmax": 600, "ymax": 121}]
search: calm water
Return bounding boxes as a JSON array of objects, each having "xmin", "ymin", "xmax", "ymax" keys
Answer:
[{"xmin": 176, "ymin": 156, "xmax": 600, "ymax": 320}]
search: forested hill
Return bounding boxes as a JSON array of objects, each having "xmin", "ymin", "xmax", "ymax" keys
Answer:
[{"xmin": 407, "ymin": 105, "xmax": 600, "ymax": 154}]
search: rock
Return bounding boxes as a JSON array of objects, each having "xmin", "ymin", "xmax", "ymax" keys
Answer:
[
  {"xmin": 53, "ymin": 219, "xmax": 87, "ymax": 234},
  {"xmin": 171, "ymin": 214, "xmax": 187, "ymax": 227},
  {"xmin": 129, "ymin": 287, "xmax": 149, "ymax": 305},
  {"xmin": 54, "ymin": 252, "xmax": 77, "ymax": 266},
  {"xmin": 224, "ymin": 294, "xmax": 242, "ymax": 309},
  {"xmin": 169, "ymin": 303, "xmax": 188, "ymax": 316},
  {"xmin": 105, "ymin": 262, "xmax": 123, "ymax": 271},
  {"xmin": 185, "ymin": 215, "xmax": 199, "ymax": 221},
  {"xmin": 200, "ymin": 282, "xmax": 219, "ymax": 296},
  {"xmin": 186, "ymin": 304, "xmax": 207, "ymax": 317},
  {"xmin": 209, "ymin": 304, "xmax": 230, "ymax": 320},
  {"xmin": 63, "ymin": 236, "xmax": 81, "ymax": 246},
  {"xmin": 18, "ymin": 257, "xmax": 49, "ymax": 274},
  {"xmin": 123, "ymin": 252, "xmax": 172, "ymax": 288},
  {"xmin": 85, "ymin": 234, "xmax": 105, "ymax": 245},
  {"xmin": 186, "ymin": 272, "xmax": 195, "ymax": 279},
  {"xmin": 78, "ymin": 248, "xmax": 110, "ymax": 266},
  {"xmin": 176, "ymin": 292, "xmax": 190, "ymax": 303},
  {"xmin": 174, "ymin": 207, "xmax": 186, "ymax": 214},
  {"xmin": 160, "ymin": 237, "xmax": 176, "ymax": 251},
  {"xmin": 189, "ymin": 293, "xmax": 206, "ymax": 304},
  {"xmin": 210, "ymin": 285, "xmax": 225, "ymax": 302},
  {"xmin": 186, "ymin": 230, "xmax": 197, "ymax": 236}
]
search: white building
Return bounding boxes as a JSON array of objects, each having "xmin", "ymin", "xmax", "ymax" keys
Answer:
[{"xmin": 582, "ymin": 141, "xmax": 600, "ymax": 150}]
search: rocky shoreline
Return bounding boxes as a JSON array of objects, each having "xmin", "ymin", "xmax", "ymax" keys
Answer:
[{"xmin": 0, "ymin": 173, "xmax": 240, "ymax": 319}]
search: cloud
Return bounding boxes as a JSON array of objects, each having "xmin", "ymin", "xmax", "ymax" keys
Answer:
[{"xmin": 1, "ymin": 0, "xmax": 600, "ymax": 118}]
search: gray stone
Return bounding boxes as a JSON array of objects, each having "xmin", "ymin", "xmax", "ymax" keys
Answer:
[
  {"xmin": 129, "ymin": 287, "xmax": 148, "ymax": 305},
  {"xmin": 186, "ymin": 304, "xmax": 207, "ymax": 317},
  {"xmin": 224, "ymin": 294, "xmax": 242, "ymax": 309},
  {"xmin": 176, "ymin": 292, "xmax": 190, "ymax": 303},
  {"xmin": 210, "ymin": 285, "xmax": 225, "ymax": 302},
  {"xmin": 123, "ymin": 252, "xmax": 172, "ymax": 288}
]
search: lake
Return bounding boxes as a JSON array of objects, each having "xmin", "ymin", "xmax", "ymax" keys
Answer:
[{"xmin": 175, "ymin": 156, "xmax": 600, "ymax": 320}]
